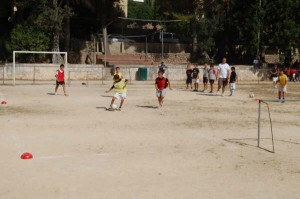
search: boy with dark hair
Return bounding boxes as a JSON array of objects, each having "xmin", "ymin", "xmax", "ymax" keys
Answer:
[
  {"xmin": 55, "ymin": 64, "xmax": 68, "ymax": 96},
  {"xmin": 202, "ymin": 63, "xmax": 209, "ymax": 92},
  {"xmin": 186, "ymin": 64, "xmax": 193, "ymax": 90},
  {"xmin": 270, "ymin": 65, "xmax": 279, "ymax": 88},
  {"xmin": 155, "ymin": 71, "xmax": 172, "ymax": 107},
  {"xmin": 277, "ymin": 70, "xmax": 288, "ymax": 102},
  {"xmin": 229, "ymin": 67, "xmax": 237, "ymax": 96},
  {"xmin": 106, "ymin": 74, "xmax": 128, "ymax": 110},
  {"xmin": 114, "ymin": 66, "xmax": 123, "ymax": 79},
  {"xmin": 208, "ymin": 64, "xmax": 216, "ymax": 93},
  {"xmin": 192, "ymin": 64, "xmax": 200, "ymax": 92}
]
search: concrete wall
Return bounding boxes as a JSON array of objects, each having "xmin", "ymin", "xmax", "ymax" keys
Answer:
[
  {"xmin": 0, "ymin": 64, "xmax": 105, "ymax": 81},
  {"xmin": 0, "ymin": 63, "xmax": 273, "ymax": 82}
]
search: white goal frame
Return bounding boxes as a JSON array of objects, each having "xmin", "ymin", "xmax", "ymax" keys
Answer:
[{"xmin": 13, "ymin": 51, "xmax": 68, "ymax": 86}]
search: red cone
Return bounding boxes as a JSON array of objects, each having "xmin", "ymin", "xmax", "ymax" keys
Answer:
[
  {"xmin": 1, "ymin": 101, "xmax": 7, "ymax": 105},
  {"xmin": 21, "ymin": 152, "xmax": 33, "ymax": 160}
]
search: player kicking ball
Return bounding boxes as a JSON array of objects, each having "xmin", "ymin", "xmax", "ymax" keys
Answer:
[
  {"xmin": 55, "ymin": 64, "xmax": 68, "ymax": 96},
  {"xmin": 155, "ymin": 71, "xmax": 172, "ymax": 107},
  {"xmin": 105, "ymin": 74, "xmax": 128, "ymax": 111}
]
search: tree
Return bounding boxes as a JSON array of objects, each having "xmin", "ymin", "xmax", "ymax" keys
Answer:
[
  {"xmin": 263, "ymin": 0, "xmax": 300, "ymax": 64},
  {"xmin": 69, "ymin": 0, "xmax": 124, "ymax": 55},
  {"xmin": 33, "ymin": 0, "xmax": 73, "ymax": 62}
]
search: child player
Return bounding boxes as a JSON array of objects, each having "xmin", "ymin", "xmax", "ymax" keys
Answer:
[
  {"xmin": 192, "ymin": 64, "xmax": 200, "ymax": 92},
  {"xmin": 277, "ymin": 69, "xmax": 288, "ymax": 102},
  {"xmin": 208, "ymin": 64, "xmax": 216, "ymax": 93},
  {"xmin": 114, "ymin": 67, "xmax": 123, "ymax": 79},
  {"xmin": 202, "ymin": 63, "xmax": 209, "ymax": 92},
  {"xmin": 55, "ymin": 64, "xmax": 68, "ymax": 96},
  {"xmin": 229, "ymin": 67, "xmax": 237, "ymax": 96},
  {"xmin": 186, "ymin": 64, "xmax": 193, "ymax": 90},
  {"xmin": 106, "ymin": 74, "xmax": 128, "ymax": 110},
  {"xmin": 155, "ymin": 71, "xmax": 172, "ymax": 107}
]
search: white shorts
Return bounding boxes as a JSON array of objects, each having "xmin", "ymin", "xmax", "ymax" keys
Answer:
[
  {"xmin": 114, "ymin": 93, "xmax": 126, "ymax": 100},
  {"xmin": 230, "ymin": 83, "xmax": 236, "ymax": 90},
  {"xmin": 193, "ymin": 78, "xmax": 199, "ymax": 84},
  {"xmin": 156, "ymin": 89, "xmax": 167, "ymax": 98},
  {"xmin": 278, "ymin": 86, "xmax": 287, "ymax": 92},
  {"xmin": 273, "ymin": 77, "xmax": 278, "ymax": 82}
]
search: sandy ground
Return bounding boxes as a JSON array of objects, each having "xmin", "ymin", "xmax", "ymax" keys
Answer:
[{"xmin": 0, "ymin": 81, "xmax": 300, "ymax": 199}]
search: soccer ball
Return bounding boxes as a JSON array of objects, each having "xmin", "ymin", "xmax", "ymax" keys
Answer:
[
  {"xmin": 249, "ymin": 92, "xmax": 255, "ymax": 98},
  {"xmin": 111, "ymin": 104, "xmax": 118, "ymax": 109}
]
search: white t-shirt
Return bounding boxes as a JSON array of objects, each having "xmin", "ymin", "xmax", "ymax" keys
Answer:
[{"xmin": 218, "ymin": 63, "xmax": 230, "ymax": 78}]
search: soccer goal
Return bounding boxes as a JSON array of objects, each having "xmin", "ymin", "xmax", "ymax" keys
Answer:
[
  {"xmin": 257, "ymin": 98, "xmax": 300, "ymax": 153},
  {"xmin": 12, "ymin": 51, "xmax": 68, "ymax": 86}
]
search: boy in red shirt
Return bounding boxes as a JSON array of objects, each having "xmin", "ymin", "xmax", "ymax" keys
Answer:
[
  {"xmin": 55, "ymin": 64, "xmax": 68, "ymax": 96},
  {"xmin": 155, "ymin": 71, "xmax": 172, "ymax": 107}
]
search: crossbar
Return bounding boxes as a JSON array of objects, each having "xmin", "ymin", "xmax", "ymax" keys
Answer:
[{"xmin": 13, "ymin": 51, "xmax": 68, "ymax": 86}]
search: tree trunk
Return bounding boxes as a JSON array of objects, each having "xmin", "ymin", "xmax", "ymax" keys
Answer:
[
  {"xmin": 191, "ymin": 18, "xmax": 198, "ymax": 60},
  {"xmin": 52, "ymin": 0, "xmax": 62, "ymax": 63},
  {"xmin": 63, "ymin": 0, "xmax": 70, "ymax": 54}
]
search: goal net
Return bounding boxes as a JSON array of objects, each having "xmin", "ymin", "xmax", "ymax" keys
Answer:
[{"xmin": 11, "ymin": 51, "xmax": 68, "ymax": 86}]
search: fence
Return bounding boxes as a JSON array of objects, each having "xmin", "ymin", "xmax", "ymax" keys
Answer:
[{"xmin": 0, "ymin": 64, "xmax": 298, "ymax": 85}]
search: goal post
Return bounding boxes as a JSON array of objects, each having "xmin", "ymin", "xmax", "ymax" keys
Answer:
[
  {"xmin": 257, "ymin": 98, "xmax": 300, "ymax": 153},
  {"xmin": 13, "ymin": 51, "xmax": 68, "ymax": 86}
]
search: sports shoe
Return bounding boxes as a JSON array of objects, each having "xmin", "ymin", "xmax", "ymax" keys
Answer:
[
  {"xmin": 64, "ymin": 93, "xmax": 69, "ymax": 96},
  {"xmin": 221, "ymin": 93, "xmax": 225, "ymax": 97},
  {"xmin": 55, "ymin": 92, "xmax": 58, "ymax": 95}
]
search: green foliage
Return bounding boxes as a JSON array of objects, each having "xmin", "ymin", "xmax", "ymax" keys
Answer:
[
  {"xmin": 128, "ymin": 0, "xmax": 160, "ymax": 20},
  {"xmin": 7, "ymin": 24, "xmax": 50, "ymax": 51},
  {"xmin": 32, "ymin": 0, "xmax": 73, "ymax": 35},
  {"xmin": 196, "ymin": 16, "xmax": 221, "ymax": 63},
  {"xmin": 6, "ymin": 24, "xmax": 50, "ymax": 61}
]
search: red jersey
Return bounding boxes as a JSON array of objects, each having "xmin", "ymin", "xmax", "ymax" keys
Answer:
[
  {"xmin": 291, "ymin": 69, "xmax": 297, "ymax": 74},
  {"xmin": 155, "ymin": 77, "xmax": 169, "ymax": 90},
  {"xmin": 56, "ymin": 69, "xmax": 64, "ymax": 82}
]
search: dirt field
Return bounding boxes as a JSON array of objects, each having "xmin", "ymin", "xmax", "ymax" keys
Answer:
[{"xmin": 0, "ymin": 81, "xmax": 300, "ymax": 199}]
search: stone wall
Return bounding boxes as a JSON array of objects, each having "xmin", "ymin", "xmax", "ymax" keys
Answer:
[
  {"xmin": 0, "ymin": 63, "xmax": 275, "ymax": 82},
  {"xmin": 1, "ymin": 64, "xmax": 104, "ymax": 81}
]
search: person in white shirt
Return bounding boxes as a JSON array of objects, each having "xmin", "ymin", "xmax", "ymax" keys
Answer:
[{"xmin": 216, "ymin": 58, "xmax": 230, "ymax": 96}]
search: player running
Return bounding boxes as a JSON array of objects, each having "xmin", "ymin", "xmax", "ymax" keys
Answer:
[
  {"xmin": 106, "ymin": 74, "xmax": 128, "ymax": 111},
  {"xmin": 155, "ymin": 71, "xmax": 172, "ymax": 107}
]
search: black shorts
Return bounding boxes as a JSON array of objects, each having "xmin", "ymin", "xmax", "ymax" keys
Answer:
[
  {"xmin": 186, "ymin": 77, "xmax": 192, "ymax": 84},
  {"xmin": 203, "ymin": 77, "xmax": 208, "ymax": 83},
  {"xmin": 56, "ymin": 81, "xmax": 65, "ymax": 85},
  {"xmin": 209, "ymin": 79, "xmax": 215, "ymax": 84}
]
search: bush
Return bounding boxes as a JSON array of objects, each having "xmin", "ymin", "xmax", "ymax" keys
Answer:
[{"xmin": 6, "ymin": 24, "xmax": 50, "ymax": 62}]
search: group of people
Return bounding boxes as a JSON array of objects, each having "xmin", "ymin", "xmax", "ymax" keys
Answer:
[
  {"xmin": 53, "ymin": 65, "xmax": 172, "ymax": 110},
  {"xmin": 105, "ymin": 67, "xmax": 171, "ymax": 110},
  {"xmin": 186, "ymin": 58, "xmax": 237, "ymax": 97},
  {"xmin": 270, "ymin": 64, "xmax": 300, "ymax": 86},
  {"xmin": 53, "ymin": 57, "xmax": 292, "ymax": 110}
]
